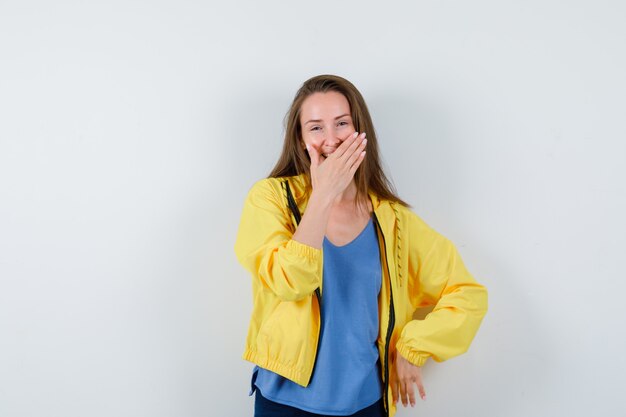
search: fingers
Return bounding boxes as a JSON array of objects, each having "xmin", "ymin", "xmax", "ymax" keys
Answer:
[
  {"xmin": 394, "ymin": 357, "xmax": 426, "ymax": 408},
  {"xmin": 347, "ymin": 138, "xmax": 367, "ymax": 173},
  {"xmin": 338, "ymin": 132, "xmax": 366, "ymax": 162},
  {"xmin": 407, "ymin": 382, "xmax": 416, "ymax": 407},
  {"xmin": 348, "ymin": 150, "xmax": 366, "ymax": 177},
  {"xmin": 399, "ymin": 380, "xmax": 408, "ymax": 407},
  {"xmin": 333, "ymin": 131, "xmax": 364, "ymax": 160},
  {"xmin": 415, "ymin": 370, "xmax": 426, "ymax": 401},
  {"xmin": 413, "ymin": 364, "xmax": 426, "ymax": 402},
  {"xmin": 399, "ymin": 380, "xmax": 424, "ymax": 408},
  {"xmin": 333, "ymin": 131, "xmax": 359, "ymax": 158},
  {"xmin": 308, "ymin": 130, "xmax": 366, "ymax": 198},
  {"xmin": 306, "ymin": 144, "xmax": 320, "ymax": 168},
  {"xmin": 417, "ymin": 379, "xmax": 426, "ymax": 401},
  {"xmin": 324, "ymin": 131, "xmax": 366, "ymax": 177},
  {"xmin": 306, "ymin": 145, "xmax": 320, "ymax": 166}
]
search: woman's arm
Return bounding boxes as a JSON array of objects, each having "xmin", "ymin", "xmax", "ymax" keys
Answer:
[
  {"xmin": 392, "ymin": 216, "xmax": 488, "ymax": 407},
  {"xmin": 234, "ymin": 179, "xmax": 324, "ymax": 302},
  {"xmin": 397, "ymin": 214, "xmax": 489, "ymax": 366},
  {"xmin": 234, "ymin": 132, "xmax": 367, "ymax": 301},
  {"xmin": 293, "ymin": 131, "xmax": 367, "ymax": 248}
]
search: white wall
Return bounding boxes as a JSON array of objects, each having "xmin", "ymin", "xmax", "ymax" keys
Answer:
[{"xmin": 1, "ymin": 1, "xmax": 624, "ymax": 416}]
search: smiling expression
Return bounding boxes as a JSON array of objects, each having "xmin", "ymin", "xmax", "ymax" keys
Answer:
[{"xmin": 299, "ymin": 91, "xmax": 356, "ymax": 158}]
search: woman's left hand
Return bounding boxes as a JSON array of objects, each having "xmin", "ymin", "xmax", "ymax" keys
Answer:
[{"xmin": 391, "ymin": 352, "xmax": 426, "ymax": 407}]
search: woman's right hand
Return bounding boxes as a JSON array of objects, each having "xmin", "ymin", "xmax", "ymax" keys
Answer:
[{"xmin": 306, "ymin": 131, "xmax": 367, "ymax": 202}]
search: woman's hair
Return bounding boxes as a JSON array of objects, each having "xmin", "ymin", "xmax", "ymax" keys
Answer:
[{"xmin": 268, "ymin": 74, "xmax": 409, "ymax": 208}]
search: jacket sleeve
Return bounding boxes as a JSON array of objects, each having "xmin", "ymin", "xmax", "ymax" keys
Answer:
[
  {"xmin": 396, "ymin": 214, "xmax": 488, "ymax": 367},
  {"xmin": 234, "ymin": 179, "xmax": 323, "ymax": 302}
]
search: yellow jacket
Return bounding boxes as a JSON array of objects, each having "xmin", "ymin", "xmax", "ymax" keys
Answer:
[{"xmin": 234, "ymin": 174, "xmax": 488, "ymax": 417}]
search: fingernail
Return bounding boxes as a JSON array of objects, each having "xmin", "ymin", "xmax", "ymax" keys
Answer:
[
  {"xmin": 353, "ymin": 132, "xmax": 359, "ymax": 138},
  {"xmin": 362, "ymin": 139, "xmax": 367, "ymax": 145},
  {"xmin": 306, "ymin": 144, "xmax": 309, "ymax": 151},
  {"xmin": 362, "ymin": 132, "xmax": 367, "ymax": 138}
]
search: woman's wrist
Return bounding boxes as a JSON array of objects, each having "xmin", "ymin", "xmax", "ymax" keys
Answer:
[{"xmin": 309, "ymin": 188, "xmax": 335, "ymax": 209}]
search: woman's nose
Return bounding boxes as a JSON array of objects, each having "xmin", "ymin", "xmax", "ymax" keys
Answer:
[{"xmin": 323, "ymin": 128, "xmax": 341, "ymax": 146}]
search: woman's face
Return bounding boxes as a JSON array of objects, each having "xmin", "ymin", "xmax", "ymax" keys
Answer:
[{"xmin": 299, "ymin": 91, "xmax": 356, "ymax": 158}]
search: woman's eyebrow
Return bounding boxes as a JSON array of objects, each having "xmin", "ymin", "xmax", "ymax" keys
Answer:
[{"xmin": 304, "ymin": 113, "xmax": 351, "ymax": 125}]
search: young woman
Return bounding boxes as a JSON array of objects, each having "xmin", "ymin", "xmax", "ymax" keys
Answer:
[{"xmin": 234, "ymin": 74, "xmax": 488, "ymax": 417}]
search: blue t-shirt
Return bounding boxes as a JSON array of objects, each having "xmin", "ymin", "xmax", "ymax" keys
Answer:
[{"xmin": 250, "ymin": 217, "xmax": 383, "ymax": 415}]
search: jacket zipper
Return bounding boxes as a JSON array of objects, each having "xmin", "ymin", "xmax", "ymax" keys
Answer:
[
  {"xmin": 307, "ymin": 287, "xmax": 322, "ymax": 385},
  {"xmin": 373, "ymin": 212, "xmax": 396, "ymax": 417}
]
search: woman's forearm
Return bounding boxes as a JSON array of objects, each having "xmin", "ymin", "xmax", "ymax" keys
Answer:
[{"xmin": 292, "ymin": 190, "xmax": 333, "ymax": 249}]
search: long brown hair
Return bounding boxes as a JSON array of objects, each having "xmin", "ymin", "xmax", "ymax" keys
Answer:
[{"xmin": 269, "ymin": 74, "xmax": 409, "ymax": 208}]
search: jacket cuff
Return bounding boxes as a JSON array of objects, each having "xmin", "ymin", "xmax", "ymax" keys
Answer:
[
  {"xmin": 286, "ymin": 239, "xmax": 322, "ymax": 261},
  {"xmin": 396, "ymin": 340, "xmax": 429, "ymax": 367}
]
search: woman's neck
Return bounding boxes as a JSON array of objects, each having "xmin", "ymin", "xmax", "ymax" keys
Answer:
[
  {"xmin": 334, "ymin": 180, "xmax": 358, "ymax": 204},
  {"xmin": 332, "ymin": 181, "xmax": 371, "ymax": 214}
]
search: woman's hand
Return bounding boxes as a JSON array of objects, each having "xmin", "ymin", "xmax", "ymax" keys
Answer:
[
  {"xmin": 391, "ymin": 351, "xmax": 426, "ymax": 407},
  {"xmin": 306, "ymin": 131, "xmax": 367, "ymax": 203}
]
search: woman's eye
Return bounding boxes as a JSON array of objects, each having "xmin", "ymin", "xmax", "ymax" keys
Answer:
[
  {"xmin": 338, "ymin": 121, "xmax": 348, "ymax": 126},
  {"xmin": 311, "ymin": 126, "xmax": 321, "ymax": 131}
]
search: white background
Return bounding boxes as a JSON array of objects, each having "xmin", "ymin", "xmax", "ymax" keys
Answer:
[{"xmin": 1, "ymin": 1, "xmax": 625, "ymax": 416}]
